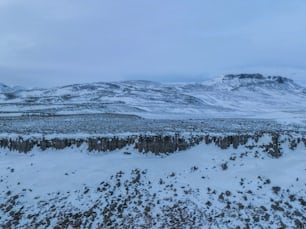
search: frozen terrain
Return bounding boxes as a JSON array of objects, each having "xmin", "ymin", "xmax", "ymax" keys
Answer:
[
  {"xmin": 0, "ymin": 136, "xmax": 305, "ymax": 228},
  {"xmin": 0, "ymin": 74, "xmax": 306, "ymax": 228},
  {"xmin": 0, "ymin": 74, "xmax": 306, "ymax": 124}
]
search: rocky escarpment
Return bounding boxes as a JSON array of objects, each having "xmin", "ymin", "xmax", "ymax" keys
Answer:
[
  {"xmin": 1, "ymin": 132, "xmax": 305, "ymax": 158},
  {"xmin": 223, "ymin": 74, "xmax": 292, "ymax": 84}
]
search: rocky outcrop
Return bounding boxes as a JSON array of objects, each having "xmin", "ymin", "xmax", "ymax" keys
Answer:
[
  {"xmin": 0, "ymin": 136, "xmax": 192, "ymax": 154},
  {"xmin": 224, "ymin": 73, "xmax": 265, "ymax": 80},
  {"xmin": 87, "ymin": 137, "xmax": 136, "ymax": 152},
  {"xmin": 136, "ymin": 135, "xmax": 194, "ymax": 154},
  {"xmin": 204, "ymin": 135, "xmax": 251, "ymax": 149},
  {"xmin": 262, "ymin": 133, "xmax": 282, "ymax": 158},
  {"xmin": 223, "ymin": 74, "xmax": 291, "ymax": 84},
  {"xmin": 0, "ymin": 133, "xmax": 305, "ymax": 158}
]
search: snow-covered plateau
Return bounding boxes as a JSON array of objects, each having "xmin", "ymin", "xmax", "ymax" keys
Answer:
[{"xmin": 0, "ymin": 74, "xmax": 306, "ymax": 228}]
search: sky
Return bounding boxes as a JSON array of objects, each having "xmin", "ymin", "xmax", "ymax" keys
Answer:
[{"xmin": 0, "ymin": 0, "xmax": 306, "ymax": 87}]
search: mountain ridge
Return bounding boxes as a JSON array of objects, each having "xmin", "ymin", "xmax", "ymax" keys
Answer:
[
  {"xmin": 0, "ymin": 73, "xmax": 304, "ymax": 91},
  {"xmin": 0, "ymin": 74, "xmax": 305, "ymax": 123}
]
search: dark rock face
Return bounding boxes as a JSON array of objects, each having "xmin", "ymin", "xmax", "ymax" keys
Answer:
[
  {"xmin": 270, "ymin": 76, "xmax": 289, "ymax": 84},
  {"xmin": 262, "ymin": 134, "xmax": 282, "ymax": 158},
  {"xmin": 0, "ymin": 133, "xmax": 304, "ymax": 158},
  {"xmin": 209, "ymin": 135, "xmax": 250, "ymax": 149},
  {"xmin": 224, "ymin": 74, "xmax": 265, "ymax": 80},
  {"xmin": 135, "ymin": 135, "xmax": 204, "ymax": 154},
  {"xmin": 87, "ymin": 137, "xmax": 136, "ymax": 152},
  {"xmin": 223, "ymin": 74, "xmax": 292, "ymax": 86}
]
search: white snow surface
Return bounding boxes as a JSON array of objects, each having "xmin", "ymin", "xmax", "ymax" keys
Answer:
[
  {"xmin": 0, "ymin": 140, "xmax": 305, "ymax": 228},
  {"xmin": 0, "ymin": 74, "xmax": 306, "ymax": 124},
  {"xmin": 1, "ymin": 142, "xmax": 305, "ymax": 199}
]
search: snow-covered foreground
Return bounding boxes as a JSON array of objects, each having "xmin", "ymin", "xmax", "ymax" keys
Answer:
[{"xmin": 1, "ymin": 142, "xmax": 305, "ymax": 228}]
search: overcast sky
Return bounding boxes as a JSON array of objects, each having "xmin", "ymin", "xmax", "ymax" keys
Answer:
[{"xmin": 1, "ymin": 0, "xmax": 306, "ymax": 87}]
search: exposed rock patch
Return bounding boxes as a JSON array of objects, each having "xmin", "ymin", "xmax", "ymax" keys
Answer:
[{"xmin": 0, "ymin": 132, "xmax": 305, "ymax": 158}]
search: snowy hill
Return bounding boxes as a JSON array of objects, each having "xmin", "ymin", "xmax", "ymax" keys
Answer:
[
  {"xmin": 211, "ymin": 74, "xmax": 301, "ymax": 91},
  {"xmin": 0, "ymin": 74, "xmax": 305, "ymax": 124},
  {"xmin": 0, "ymin": 74, "xmax": 306, "ymax": 228}
]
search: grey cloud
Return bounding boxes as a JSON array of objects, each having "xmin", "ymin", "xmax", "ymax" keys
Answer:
[{"xmin": 0, "ymin": 0, "xmax": 306, "ymax": 87}]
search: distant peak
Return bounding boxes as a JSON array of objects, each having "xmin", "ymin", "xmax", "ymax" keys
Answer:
[
  {"xmin": 0, "ymin": 82, "xmax": 9, "ymax": 87},
  {"xmin": 0, "ymin": 82, "xmax": 12, "ymax": 93},
  {"xmin": 222, "ymin": 74, "xmax": 292, "ymax": 84},
  {"xmin": 212, "ymin": 73, "xmax": 303, "ymax": 92}
]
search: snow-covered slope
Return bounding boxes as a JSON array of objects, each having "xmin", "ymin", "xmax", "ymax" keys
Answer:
[
  {"xmin": 0, "ymin": 74, "xmax": 305, "ymax": 123},
  {"xmin": 1, "ymin": 137, "xmax": 305, "ymax": 228},
  {"xmin": 181, "ymin": 74, "xmax": 306, "ymax": 123}
]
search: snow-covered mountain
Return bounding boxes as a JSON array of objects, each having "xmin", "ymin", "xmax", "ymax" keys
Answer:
[
  {"xmin": 1, "ymin": 74, "xmax": 306, "ymax": 228},
  {"xmin": 0, "ymin": 74, "xmax": 306, "ymax": 123}
]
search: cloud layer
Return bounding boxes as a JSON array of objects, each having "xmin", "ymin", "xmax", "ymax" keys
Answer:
[{"xmin": 1, "ymin": 0, "xmax": 306, "ymax": 86}]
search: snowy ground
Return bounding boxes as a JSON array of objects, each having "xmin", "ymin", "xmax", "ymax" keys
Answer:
[
  {"xmin": 1, "ymin": 140, "xmax": 305, "ymax": 228},
  {"xmin": 1, "ymin": 114, "xmax": 304, "ymax": 136},
  {"xmin": 1, "ymin": 75, "xmax": 306, "ymax": 227}
]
